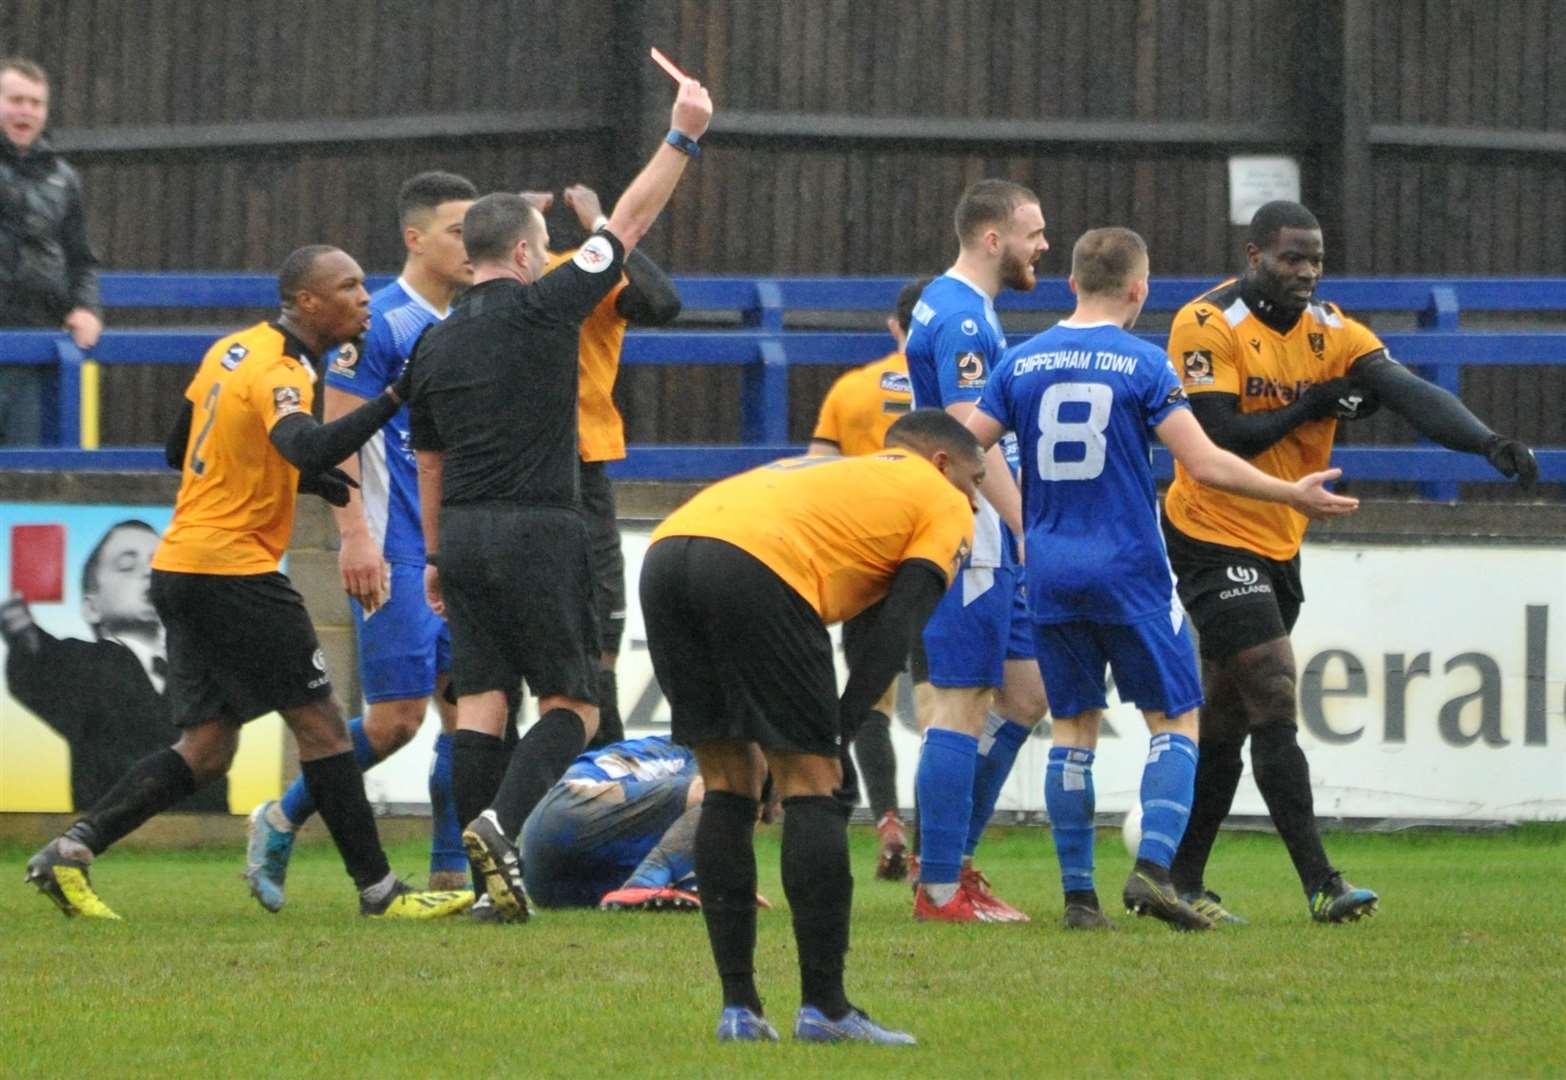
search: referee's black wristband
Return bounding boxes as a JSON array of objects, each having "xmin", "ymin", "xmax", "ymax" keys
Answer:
[
  {"xmin": 665, "ymin": 129, "xmax": 701, "ymax": 158},
  {"xmin": 425, "ymin": 553, "xmax": 440, "ymax": 568}
]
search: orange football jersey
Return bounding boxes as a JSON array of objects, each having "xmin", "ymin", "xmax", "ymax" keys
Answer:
[
  {"xmin": 1163, "ymin": 279, "xmax": 1384, "ymax": 560},
  {"xmin": 811, "ymin": 352, "xmax": 914, "ymax": 457},
  {"xmin": 546, "ymin": 248, "xmax": 630, "ymax": 463},
  {"xmin": 152, "ymin": 322, "xmax": 317, "ymax": 575},
  {"xmin": 652, "ymin": 450, "xmax": 973, "ymax": 624}
]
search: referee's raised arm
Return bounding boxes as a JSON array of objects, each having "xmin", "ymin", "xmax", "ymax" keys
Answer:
[{"xmin": 604, "ymin": 77, "xmax": 712, "ymax": 252}]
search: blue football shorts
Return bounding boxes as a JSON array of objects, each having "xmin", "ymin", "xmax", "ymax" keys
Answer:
[
  {"xmin": 921, "ymin": 565, "xmax": 1032, "ymax": 689},
  {"xmin": 350, "ymin": 560, "xmax": 451, "ymax": 703},
  {"xmin": 1032, "ymin": 610, "xmax": 1204, "ymax": 720}
]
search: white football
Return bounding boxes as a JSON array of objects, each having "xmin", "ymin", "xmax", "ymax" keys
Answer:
[{"xmin": 1121, "ymin": 802, "xmax": 1142, "ymax": 857}]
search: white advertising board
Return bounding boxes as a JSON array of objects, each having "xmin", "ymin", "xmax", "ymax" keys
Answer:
[{"xmin": 367, "ymin": 532, "xmax": 1565, "ymax": 823}]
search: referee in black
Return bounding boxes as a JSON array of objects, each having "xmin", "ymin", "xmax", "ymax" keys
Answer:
[{"xmin": 406, "ymin": 76, "xmax": 713, "ymax": 924}]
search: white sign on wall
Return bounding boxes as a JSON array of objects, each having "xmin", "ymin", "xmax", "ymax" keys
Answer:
[
  {"xmin": 1228, "ymin": 155, "xmax": 1302, "ymax": 226},
  {"xmin": 368, "ymin": 533, "xmax": 1566, "ymax": 824}
]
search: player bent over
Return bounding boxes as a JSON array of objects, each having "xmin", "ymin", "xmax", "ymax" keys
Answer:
[
  {"xmin": 643, "ymin": 409, "xmax": 983, "ymax": 1045},
  {"xmin": 25, "ymin": 246, "xmax": 470, "ymax": 920},
  {"xmin": 904, "ymin": 180, "xmax": 1052, "ymax": 923},
  {"xmin": 245, "ymin": 171, "xmax": 479, "ymax": 910},
  {"xmin": 967, "ymin": 227, "xmax": 1359, "ymax": 931}
]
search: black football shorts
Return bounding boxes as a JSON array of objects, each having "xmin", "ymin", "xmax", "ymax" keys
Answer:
[
  {"xmin": 1161, "ymin": 514, "xmax": 1304, "ymax": 660},
  {"xmin": 152, "ymin": 569, "xmax": 332, "ymax": 727},
  {"xmin": 640, "ymin": 535, "xmax": 839, "ymax": 756}
]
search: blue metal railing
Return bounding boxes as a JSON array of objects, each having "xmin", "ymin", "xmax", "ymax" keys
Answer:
[{"xmin": 2, "ymin": 274, "xmax": 1564, "ymax": 492}]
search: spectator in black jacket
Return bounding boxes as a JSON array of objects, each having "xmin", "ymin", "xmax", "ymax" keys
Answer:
[{"xmin": 0, "ymin": 56, "xmax": 101, "ymax": 446}]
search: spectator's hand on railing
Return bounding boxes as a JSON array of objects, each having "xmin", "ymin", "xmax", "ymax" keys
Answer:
[{"xmin": 63, "ymin": 307, "xmax": 102, "ymax": 350}]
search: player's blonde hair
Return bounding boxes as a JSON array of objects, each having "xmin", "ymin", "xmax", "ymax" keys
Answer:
[{"xmin": 1071, "ymin": 227, "xmax": 1148, "ymax": 297}]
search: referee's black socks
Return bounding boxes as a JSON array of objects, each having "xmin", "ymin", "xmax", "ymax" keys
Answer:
[
  {"xmin": 695, "ymin": 789, "xmax": 763, "ymax": 1014},
  {"xmin": 66, "ymin": 747, "xmax": 196, "ymax": 855},
  {"xmin": 489, "ymin": 708, "xmax": 586, "ymax": 838},
  {"xmin": 301, "ymin": 751, "xmax": 392, "ymax": 891},
  {"xmin": 781, "ymin": 794, "xmax": 854, "ymax": 1020}
]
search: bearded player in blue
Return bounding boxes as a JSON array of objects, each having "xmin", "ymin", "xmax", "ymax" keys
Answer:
[
  {"xmin": 243, "ymin": 173, "xmax": 480, "ymax": 910},
  {"xmin": 903, "ymin": 179, "xmax": 1050, "ymax": 923},
  {"xmin": 966, "ymin": 227, "xmax": 1360, "ymax": 930}
]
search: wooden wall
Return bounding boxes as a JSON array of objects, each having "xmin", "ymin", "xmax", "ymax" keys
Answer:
[{"xmin": 2, "ymin": 0, "xmax": 1562, "ymax": 467}]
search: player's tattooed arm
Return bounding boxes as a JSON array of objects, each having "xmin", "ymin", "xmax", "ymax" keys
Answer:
[{"xmin": 1350, "ymin": 351, "xmax": 1538, "ymax": 487}]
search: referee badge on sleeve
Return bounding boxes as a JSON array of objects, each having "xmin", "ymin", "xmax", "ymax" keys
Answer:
[{"xmin": 573, "ymin": 235, "xmax": 615, "ymax": 273}]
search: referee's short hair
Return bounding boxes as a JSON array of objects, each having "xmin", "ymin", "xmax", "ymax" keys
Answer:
[
  {"xmin": 955, "ymin": 179, "xmax": 1039, "ymax": 245},
  {"xmin": 398, "ymin": 171, "xmax": 478, "ymax": 227},
  {"xmin": 885, "ymin": 408, "xmax": 983, "ymax": 461},
  {"xmin": 1248, "ymin": 200, "xmax": 1321, "ymax": 250},
  {"xmin": 0, "ymin": 56, "xmax": 48, "ymax": 86},
  {"xmin": 277, "ymin": 244, "xmax": 340, "ymax": 303},
  {"xmin": 1071, "ymin": 227, "xmax": 1148, "ymax": 297},
  {"xmin": 464, "ymin": 193, "xmax": 541, "ymax": 265}
]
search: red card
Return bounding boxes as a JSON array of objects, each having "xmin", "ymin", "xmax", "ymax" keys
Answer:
[{"xmin": 11, "ymin": 524, "xmax": 66, "ymax": 603}]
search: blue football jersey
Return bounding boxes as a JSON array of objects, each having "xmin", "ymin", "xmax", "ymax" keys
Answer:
[
  {"xmin": 978, "ymin": 321, "xmax": 1190, "ymax": 624},
  {"xmin": 563, "ymin": 735, "xmax": 697, "ymax": 789},
  {"xmin": 324, "ymin": 279, "xmax": 446, "ymax": 566},
  {"xmin": 905, "ymin": 270, "xmax": 1011, "ymax": 569}
]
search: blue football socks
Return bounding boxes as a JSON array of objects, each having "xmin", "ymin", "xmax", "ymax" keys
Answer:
[
  {"xmin": 915, "ymin": 728, "xmax": 979, "ymax": 886},
  {"xmin": 279, "ymin": 716, "xmax": 380, "ymax": 828},
  {"xmin": 427, "ymin": 732, "xmax": 465, "ymax": 874},
  {"xmin": 1045, "ymin": 746, "xmax": 1096, "ymax": 894},
  {"xmin": 965, "ymin": 712, "xmax": 1032, "ymax": 856},
  {"xmin": 1136, "ymin": 732, "xmax": 1199, "ymax": 869}
]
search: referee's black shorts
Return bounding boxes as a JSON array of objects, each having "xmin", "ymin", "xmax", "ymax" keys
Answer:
[
  {"xmin": 1161, "ymin": 513, "xmax": 1304, "ymax": 660},
  {"xmin": 151, "ymin": 569, "xmax": 332, "ymax": 727},
  {"xmin": 440, "ymin": 503, "xmax": 600, "ymax": 703},
  {"xmin": 640, "ymin": 536, "xmax": 839, "ymax": 756}
]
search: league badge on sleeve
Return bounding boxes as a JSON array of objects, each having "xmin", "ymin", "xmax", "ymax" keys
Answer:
[
  {"xmin": 273, "ymin": 386, "xmax": 303, "ymax": 418},
  {"xmin": 956, "ymin": 351, "xmax": 986, "ymax": 387},
  {"xmin": 329, "ymin": 340, "xmax": 359, "ymax": 379},
  {"xmin": 220, "ymin": 344, "xmax": 249, "ymax": 371},
  {"xmin": 1182, "ymin": 350, "xmax": 1215, "ymax": 386}
]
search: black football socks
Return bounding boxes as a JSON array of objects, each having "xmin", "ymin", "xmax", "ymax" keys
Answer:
[
  {"xmin": 782, "ymin": 795, "xmax": 854, "ymax": 1020},
  {"xmin": 696, "ymin": 789, "xmax": 763, "ymax": 1013},
  {"xmin": 66, "ymin": 747, "xmax": 196, "ymax": 854},
  {"xmin": 1250, "ymin": 721, "xmax": 1335, "ymax": 895},
  {"xmin": 302, "ymin": 751, "xmax": 391, "ymax": 891},
  {"xmin": 1170, "ymin": 736, "xmax": 1244, "ymax": 896}
]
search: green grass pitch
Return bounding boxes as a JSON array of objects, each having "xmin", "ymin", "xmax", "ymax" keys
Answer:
[{"xmin": 4, "ymin": 825, "xmax": 1564, "ymax": 1078}]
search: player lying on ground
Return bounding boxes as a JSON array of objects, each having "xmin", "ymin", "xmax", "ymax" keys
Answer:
[
  {"xmin": 25, "ymin": 246, "xmax": 470, "ymax": 921},
  {"xmin": 967, "ymin": 226, "xmax": 1359, "ymax": 932},
  {"xmin": 643, "ymin": 408, "xmax": 987, "ymax": 1046},
  {"xmin": 512, "ymin": 734, "xmax": 709, "ymax": 913}
]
